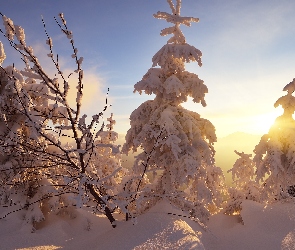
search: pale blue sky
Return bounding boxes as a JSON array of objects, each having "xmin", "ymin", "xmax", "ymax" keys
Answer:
[{"xmin": 1, "ymin": 0, "xmax": 295, "ymax": 138}]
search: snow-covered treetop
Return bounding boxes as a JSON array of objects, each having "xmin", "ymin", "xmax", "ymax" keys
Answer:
[
  {"xmin": 133, "ymin": 0, "xmax": 207, "ymax": 106},
  {"xmin": 154, "ymin": 0, "xmax": 199, "ymax": 44},
  {"xmin": 151, "ymin": 0, "xmax": 202, "ymax": 75},
  {"xmin": 283, "ymin": 78, "xmax": 295, "ymax": 93},
  {"xmin": 274, "ymin": 78, "xmax": 295, "ymax": 119}
]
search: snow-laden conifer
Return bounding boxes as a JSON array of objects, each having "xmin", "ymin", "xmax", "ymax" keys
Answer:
[
  {"xmin": 122, "ymin": 0, "xmax": 224, "ymax": 223},
  {"xmin": 254, "ymin": 78, "xmax": 295, "ymax": 201}
]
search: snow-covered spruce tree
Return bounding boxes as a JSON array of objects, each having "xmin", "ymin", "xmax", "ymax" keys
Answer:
[
  {"xmin": 122, "ymin": 0, "xmax": 224, "ymax": 223},
  {"xmin": 254, "ymin": 78, "xmax": 295, "ymax": 202},
  {"xmin": 0, "ymin": 13, "xmax": 124, "ymax": 229},
  {"xmin": 224, "ymin": 151, "xmax": 261, "ymax": 215}
]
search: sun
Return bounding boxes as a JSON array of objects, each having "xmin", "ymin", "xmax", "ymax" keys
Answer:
[{"xmin": 248, "ymin": 110, "xmax": 283, "ymax": 135}]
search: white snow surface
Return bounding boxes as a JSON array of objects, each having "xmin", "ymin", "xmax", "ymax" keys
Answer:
[{"xmin": 0, "ymin": 199, "xmax": 295, "ymax": 249}]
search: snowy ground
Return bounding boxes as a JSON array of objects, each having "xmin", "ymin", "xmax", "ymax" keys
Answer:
[{"xmin": 0, "ymin": 199, "xmax": 295, "ymax": 250}]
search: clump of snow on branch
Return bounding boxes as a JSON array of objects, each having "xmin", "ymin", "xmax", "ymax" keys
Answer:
[
  {"xmin": 2, "ymin": 15, "xmax": 15, "ymax": 41},
  {"xmin": 0, "ymin": 41, "xmax": 5, "ymax": 65}
]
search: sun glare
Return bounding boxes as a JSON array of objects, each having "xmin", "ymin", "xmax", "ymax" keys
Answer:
[
  {"xmin": 248, "ymin": 112, "xmax": 280, "ymax": 134},
  {"xmin": 182, "ymin": 97, "xmax": 284, "ymax": 137}
]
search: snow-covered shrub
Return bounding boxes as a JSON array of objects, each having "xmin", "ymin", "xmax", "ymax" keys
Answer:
[
  {"xmin": 224, "ymin": 151, "xmax": 261, "ymax": 215},
  {"xmin": 0, "ymin": 13, "xmax": 124, "ymax": 229},
  {"xmin": 122, "ymin": 0, "xmax": 225, "ymax": 223},
  {"xmin": 253, "ymin": 78, "xmax": 295, "ymax": 202},
  {"xmin": 0, "ymin": 64, "xmax": 58, "ymax": 228}
]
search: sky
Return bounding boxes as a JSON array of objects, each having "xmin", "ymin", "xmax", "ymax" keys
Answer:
[{"xmin": 1, "ymin": 0, "xmax": 295, "ymax": 139}]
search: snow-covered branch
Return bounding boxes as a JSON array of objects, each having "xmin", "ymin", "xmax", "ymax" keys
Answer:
[{"xmin": 0, "ymin": 13, "xmax": 125, "ymax": 230}]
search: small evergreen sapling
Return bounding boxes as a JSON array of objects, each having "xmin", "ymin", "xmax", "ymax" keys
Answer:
[
  {"xmin": 122, "ymin": 0, "xmax": 224, "ymax": 223},
  {"xmin": 224, "ymin": 151, "xmax": 260, "ymax": 215}
]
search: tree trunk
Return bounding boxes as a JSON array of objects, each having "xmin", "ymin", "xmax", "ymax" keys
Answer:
[{"xmin": 86, "ymin": 184, "xmax": 116, "ymax": 228}]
